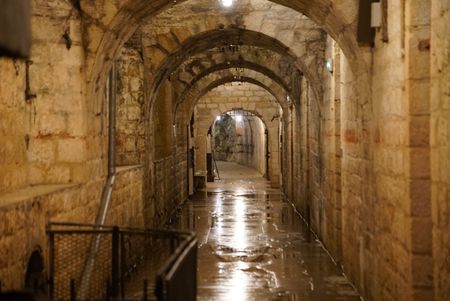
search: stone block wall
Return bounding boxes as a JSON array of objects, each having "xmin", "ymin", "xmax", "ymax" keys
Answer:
[
  {"xmin": 0, "ymin": 0, "xmax": 87, "ymax": 194},
  {"xmin": 194, "ymin": 83, "xmax": 282, "ymax": 186},
  {"xmin": 0, "ymin": 164, "xmax": 143, "ymax": 290},
  {"xmin": 286, "ymin": 2, "xmax": 440, "ymax": 300},
  {"xmin": 431, "ymin": 1, "xmax": 450, "ymax": 300},
  {"xmin": 0, "ymin": 58, "xmax": 29, "ymax": 194},
  {"xmin": 105, "ymin": 166, "xmax": 145, "ymax": 228},
  {"xmin": 144, "ymin": 77, "xmax": 190, "ymax": 226},
  {"xmin": 116, "ymin": 47, "xmax": 145, "ymax": 166},
  {"xmin": 28, "ymin": 0, "xmax": 87, "ymax": 186},
  {"xmin": 242, "ymin": 116, "xmax": 266, "ymax": 175},
  {"xmin": 214, "ymin": 113, "xmax": 266, "ymax": 175},
  {"xmin": 0, "ymin": 1, "xmax": 148, "ymax": 290}
]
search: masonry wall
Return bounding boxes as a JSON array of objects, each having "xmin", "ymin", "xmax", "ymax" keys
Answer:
[
  {"xmin": 194, "ymin": 83, "xmax": 281, "ymax": 186},
  {"xmin": 0, "ymin": 166, "xmax": 144, "ymax": 290},
  {"xmin": 289, "ymin": 3, "xmax": 438, "ymax": 300},
  {"xmin": 0, "ymin": 58, "xmax": 29, "ymax": 194},
  {"xmin": 247, "ymin": 116, "xmax": 266, "ymax": 175},
  {"xmin": 228, "ymin": 115, "xmax": 266, "ymax": 175},
  {"xmin": 146, "ymin": 79, "xmax": 189, "ymax": 226},
  {"xmin": 28, "ymin": 0, "xmax": 88, "ymax": 186},
  {"xmin": 0, "ymin": 0, "xmax": 86, "ymax": 195},
  {"xmin": 291, "ymin": 75, "xmax": 324, "ymax": 236},
  {"xmin": 116, "ymin": 46, "xmax": 145, "ymax": 166},
  {"xmin": 431, "ymin": 1, "xmax": 450, "ymax": 300},
  {"xmin": 0, "ymin": 1, "xmax": 148, "ymax": 290}
]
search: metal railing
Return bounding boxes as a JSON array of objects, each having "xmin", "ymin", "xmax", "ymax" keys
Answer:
[{"xmin": 47, "ymin": 222, "xmax": 197, "ymax": 301}]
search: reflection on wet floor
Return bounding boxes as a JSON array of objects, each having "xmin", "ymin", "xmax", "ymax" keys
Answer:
[{"xmin": 172, "ymin": 162, "xmax": 362, "ymax": 301}]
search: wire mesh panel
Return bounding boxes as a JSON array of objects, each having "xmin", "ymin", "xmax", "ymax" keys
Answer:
[
  {"xmin": 47, "ymin": 223, "xmax": 196, "ymax": 301},
  {"xmin": 49, "ymin": 224, "xmax": 114, "ymax": 301}
]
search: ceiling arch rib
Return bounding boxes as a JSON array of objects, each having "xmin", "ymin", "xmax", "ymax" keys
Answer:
[
  {"xmin": 175, "ymin": 69, "xmax": 288, "ymax": 126},
  {"xmin": 80, "ymin": 0, "xmax": 366, "ymax": 111},
  {"xmin": 144, "ymin": 28, "xmax": 316, "ymax": 100},
  {"xmin": 187, "ymin": 60, "xmax": 292, "ymax": 94},
  {"xmin": 199, "ymin": 101, "xmax": 274, "ymax": 134},
  {"xmin": 169, "ymin": 44, "xmax": 301, "ymax": 93},
  {"xmin": 173, "ymin": 60, "xmax": 293, "ymax": 115}
]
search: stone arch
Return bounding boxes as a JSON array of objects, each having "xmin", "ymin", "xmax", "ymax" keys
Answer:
[
  {"xmin": 174, "ymin": 70, "xmax": 289, "ymax": 127},
  {"xmin": 193, "ymin": 82, "xmax": 282, "ymax": 186},
  {"xmin": 205, "ymin": 108, "xmax": 270, "ymax": 134},
  {"xmin": 143, "ymin": 28, "xmax": 317, "ymax": 101},
  {"xmin": 80, "ymin": 0, "xmax": 366, "ymax": 113},
  {"xmin": 179, "ymin": 60, "xmax": 292, "ymax": 97},
  {"xmin": 206, "ymin": 109, "xmax": 270, "ymax": 178}
]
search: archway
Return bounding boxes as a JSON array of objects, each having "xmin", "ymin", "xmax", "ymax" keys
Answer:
[
  {"xmin": 190, "ymin": 82, "xmax": 282, "ymax": 190},
  {"xmin": 24, "ymin": 250, "xmax": 45, "ymax": 301},
  {"xmin": 210, "ymin": 109, "xmax": 269, "ymax": 181}
]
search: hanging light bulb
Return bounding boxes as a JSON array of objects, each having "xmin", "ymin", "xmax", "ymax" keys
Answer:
[{"xmin": 220, "ymin": 0, "xmax": 234, "ymax": 8}]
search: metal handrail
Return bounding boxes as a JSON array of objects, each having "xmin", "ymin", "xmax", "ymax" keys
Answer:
[
  {"xmin": 155, "ymin": 235, "xmax": 197, "ymax": 301},
  {"xmin": 163, "ymin": 236, "xmax": 197, "ymax": 279}
]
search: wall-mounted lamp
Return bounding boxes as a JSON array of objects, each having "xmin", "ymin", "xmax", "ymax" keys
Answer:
[
  {"xmin": 216, "ymin": 115, "xmax": 221, "ymax": 121},
  {"xmin": 325, "ymin": 58, "xmax": 333, "ymax": 73}
]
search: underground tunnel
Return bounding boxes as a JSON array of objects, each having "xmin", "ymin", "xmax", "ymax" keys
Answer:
[{"xmin": 0, "ymin": 0, "xmax": 449, "ymax": 300}]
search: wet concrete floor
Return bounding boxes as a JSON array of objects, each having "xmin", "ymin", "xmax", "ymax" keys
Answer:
[{"xmin": 173, "ymin": 162, "xmax": 362, "ymax": 301}]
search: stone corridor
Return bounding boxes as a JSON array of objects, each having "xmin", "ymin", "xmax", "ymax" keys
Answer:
[
  {"xmin": 174, "ymin": 161, "xmax": 361, "ymax": 300},
  {"xmin": 1, "ymin": 0, "xmax": 450, "ymax": 300}
]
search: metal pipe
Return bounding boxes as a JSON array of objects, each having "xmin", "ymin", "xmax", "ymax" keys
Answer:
[
  {"xmin": 79, "ymin": 63, "xmax": 117, "ymax": 298},
  {"xmin": 97, "ymin": 62, "xmax": 117, "ymax": 225}
]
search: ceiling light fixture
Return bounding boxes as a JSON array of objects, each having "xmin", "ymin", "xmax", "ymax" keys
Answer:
[{"xmin": 220, "ymin": 0, "xmax": 234, "ymax": 8}]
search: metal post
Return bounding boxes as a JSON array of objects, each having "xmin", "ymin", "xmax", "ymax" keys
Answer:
[
  {"xmin": 120, "ymin": 233, "xmax": 125, "ymax": 298},
  {"xmin": 170, "ymin": 236, "xmax": 175, "ymax": 253},
  {"xmin": 70, "ymin": 279, "xmax": 76, "ymax": 301},
  {"xmin": 106, "ymin": 279, "xmax": 111, "ymax": 300},
  {"xmin": 111, "ymin": 227, "xmax": 120, "ymax": 298},
  {"xmin": 48, "ymin": 232, "xmax": 55, "ymax": 301},
  {"xmin": 265, "ymin": 129, "xmax": 270, "ymax": 180},
  {"xmin": 143, "ymin": 279, "xmax": 148, "ymax": 301}
]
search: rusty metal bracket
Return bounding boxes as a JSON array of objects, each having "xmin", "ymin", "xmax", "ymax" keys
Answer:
[{"xmin": 25, "ymin": 60, "xmax": 36, "ymax": 102}]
